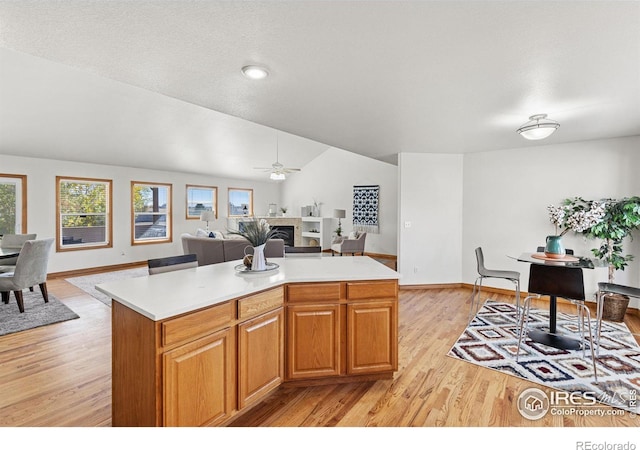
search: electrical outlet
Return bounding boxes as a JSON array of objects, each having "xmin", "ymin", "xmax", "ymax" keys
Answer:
[{"xmin": 404, "ymin": 221, "xmax": 412, "ymax": 228}]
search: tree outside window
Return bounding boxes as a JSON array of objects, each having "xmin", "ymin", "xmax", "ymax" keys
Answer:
[
  {"xmin": 0, "ymin": 174, "xmax": 27, "ymax": 236},
  {"xmin": 57, "ymin": 176, "xmax": 112, "ymax": 251},
  {"xmin": 132, "ymin": 181, "xmax": 172, "ymax": 244}
]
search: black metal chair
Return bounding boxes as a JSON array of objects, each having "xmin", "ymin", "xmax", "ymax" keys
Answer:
[
  {"xmin": 517, "ymin": 263, "xmax": 598, "ymax": 382},
  {"xmin": 147, "ymin": 254, "xmax": 198, "ymax": 275},
  {"xmin": 468, "ymin": 247, "xmax": 520, "ymax": 324},
  {"xmin": 595, "ymin": 282, "xmax": 640, "ymax": 355}
]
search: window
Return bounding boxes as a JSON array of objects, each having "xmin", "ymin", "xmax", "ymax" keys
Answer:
[
  {"xmin": 0, "ymin": 174, "xmax": 27, "ymax": 235},
  {"xmin": 228, "ymin": 188, "xmax": 253, "ymax": 217},
  {"xmin": 132, "ymin": 181, "xmax": 172, "ymax": 244},
  {"xmin": 56, "ymin": 176, "xmax": 112, "ymax": 251},
  {"xmin": 186, "ymin": 185, "xmax": 217, "ymax": 219}
]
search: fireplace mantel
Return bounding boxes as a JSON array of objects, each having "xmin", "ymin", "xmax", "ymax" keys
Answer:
[{"xmin": 227, "ymin": 216, "xmax": 303, "ymax": 247}]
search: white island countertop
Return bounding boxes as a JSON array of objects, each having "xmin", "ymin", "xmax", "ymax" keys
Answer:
[{"xmin": 96, "ymin": 256, "xmax": 399, "ymax": 321}]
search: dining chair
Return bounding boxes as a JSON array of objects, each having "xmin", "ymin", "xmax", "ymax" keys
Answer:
[
  {"xmin": 595, "ymin": 282, "xmax": 640, "ymax": 355},
  {"xmin": 517, "ymin": 263, "xmax": 598, "ymax": 382},
  {"xmin": 0, "ymin": 233, "xmax": 37, "ymax": 269},
  {"xmin": 468, "ymin": 247, "xmax": 521, "ymax": 324},
  {"xmin": 0, "ymin": 238, "xmax": 54, "ymax": 313},
  {"xmin": 147, "ymin": 254, "xmax": 198, "ymax": 275}
]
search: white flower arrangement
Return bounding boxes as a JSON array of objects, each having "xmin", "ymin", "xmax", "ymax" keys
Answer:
[{"xmin": 547, "ymin": 197, "xmax": 607, "ymax": 236}]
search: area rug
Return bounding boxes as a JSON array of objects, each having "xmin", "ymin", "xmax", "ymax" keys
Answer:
[
  {"xmin": 0, "ymin": 291, "xmax": 79, "ymax": 336},
  {"xmin": 448, "ymin": 300, "xmax": 640, "ymax": 414},
  {"xmin": 65, "ymin": 267, "xmax": 148, "ymax": 306}
]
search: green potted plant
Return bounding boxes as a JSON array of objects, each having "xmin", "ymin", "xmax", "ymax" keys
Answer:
[{"xmin": 585, "ymin": 196, "xmax": 640, "ymax": 320}]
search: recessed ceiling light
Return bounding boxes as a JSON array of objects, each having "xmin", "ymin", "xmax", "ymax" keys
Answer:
[{"xmin": 241, "ymin": 65, "xmax": 269, "ymax": 80}]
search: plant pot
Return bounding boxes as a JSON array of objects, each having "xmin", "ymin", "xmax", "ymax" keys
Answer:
[
  {"xmin": 602, "ymin": 293, "xmax": 630, "ymax": 322},
  {"xmin": 544, "ymin": 235, "xmax": 565, "ymax": 259}
]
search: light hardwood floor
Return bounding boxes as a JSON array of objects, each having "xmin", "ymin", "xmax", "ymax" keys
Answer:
[{"xmin": 0, "ymin": 278, "xmax": 638, "ymax": 427}]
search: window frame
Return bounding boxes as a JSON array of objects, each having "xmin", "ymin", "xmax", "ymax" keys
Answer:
[
  {"xmin": 228, "ymin": 188, "xmax": 254, "ymax": 217},
  {"xmin": 131, "ymin": 181, "xmax": 173, "ymax": 246},
  {"xmin": 56, "ymin": 176, "xmax": 113, "ymax": 252},
  {"xmin": 0, "ymin": 173, "xmax": 27, "ymax": 235},
  {"xmin": 186, "ymin": 184, "xmax": 218, "ymax": 220}
]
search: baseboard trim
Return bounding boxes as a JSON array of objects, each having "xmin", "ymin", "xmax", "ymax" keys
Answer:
[
  {"xmin": 400, "ymin": 283, "xmax": 463, "ymax": 290},
  {"xmin": 48, "ymin": 261, "xmax": 147, "ymax": 279},
  {"xmin": 364, "ymin": 252, "xmax": 397, "ymax": 260}
]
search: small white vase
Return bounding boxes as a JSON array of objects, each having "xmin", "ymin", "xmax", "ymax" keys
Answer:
[{"xmin": 251, "ymin": 243, "xmax": 267, "ymax": 271}]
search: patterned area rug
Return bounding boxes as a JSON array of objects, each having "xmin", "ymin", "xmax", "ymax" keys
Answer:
[
  {"xmin": 448, "ymin": 301, "xmax": 640, "ymax": 413},
  {"xmin": 0, "ymin": 291, "xmax": 79, "ymax": 336},
  {"xmin": 65, "ymin": 267, "xmax": 148, "ymax": 306}
]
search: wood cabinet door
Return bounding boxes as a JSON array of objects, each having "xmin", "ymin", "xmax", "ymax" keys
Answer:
[
  {"xmin": 163, "ymin": 327, "xmax": 236, "ymax": 427},
  {"xmin": 286, "ymin": 303, "xmax": 341, "ymax": 380},
  {"xmin": 238, "ymin": 307, "xmax": 284, "ymax": 409},
  {"xmin": 346, "ymin": 300, "xmax": 398, "ymax": 375}
]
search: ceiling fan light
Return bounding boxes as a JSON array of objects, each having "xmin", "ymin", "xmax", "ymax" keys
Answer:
[
  {"xmin": 241, "ymin": 65, "xmax": 269, "ymax": 80},
  {"xmin": 270, "ymin": 172, "xmax": 285, "ymax": 181},
  {"xmin": 516, "ymin": 114, "xmax": 560, "ymax": 140}
]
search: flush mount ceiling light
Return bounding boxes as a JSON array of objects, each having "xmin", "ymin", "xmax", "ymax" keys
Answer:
[
  {"xmin": 241, "ymin": 65, "xmax": 269, "ymax": 80},
  {"xmin": 516, "ymin": 114, "xmax": 560, "ymax": 140}
]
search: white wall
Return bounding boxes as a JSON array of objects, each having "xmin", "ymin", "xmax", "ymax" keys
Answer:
[
  {"xmin": 398, "ymin": 153, "xmax": 464, "ymax": 285},
  {"xmin": 280, "ymin": 147, "xmax": 398, "ymax": 255},
  {"xmin": 0, "ymin": 153, "xmax": 280, "ymax": 273},
  {"xmin": 462, "ymin": 136, "xmax": 640, "ymax": 308}
]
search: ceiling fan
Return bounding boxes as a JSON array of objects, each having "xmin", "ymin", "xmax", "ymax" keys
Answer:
[{"xmin": 254, "ymin": 133, "xmax": 301, "ymax": 180}]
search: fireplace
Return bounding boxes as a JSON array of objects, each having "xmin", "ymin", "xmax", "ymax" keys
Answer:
[{"xmin": 271, "ymin": 225, "xmax": 295, "ymax": 247}]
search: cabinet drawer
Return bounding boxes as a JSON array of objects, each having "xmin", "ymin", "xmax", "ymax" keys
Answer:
[
  {"xmin": 346, "ymin": 281, "xmax": 397, "ymax": 300},
  {"xmin": 287, "ymin": 283, "xmax": 341, "ymax": 302},
  {"xmin": 238, "ymin": 287, "xmax": 284, "ymax": 320},
  {"xmin": 162, "ymin": 302, "xmax": 233, "ymax": 347}
]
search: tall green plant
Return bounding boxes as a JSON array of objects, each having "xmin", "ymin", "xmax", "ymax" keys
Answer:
[{"xmin": 585, "ymin": 196, "xmax": 640, "ymax": 282}]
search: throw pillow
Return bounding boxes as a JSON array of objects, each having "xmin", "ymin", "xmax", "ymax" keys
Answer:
[
  {"xmin": 210, "ymin": 230, "xmax": 225, "ymax": 239},
  {"xmin": 195, "ymin": 228, "xmax": 209, "ymax": 237}
]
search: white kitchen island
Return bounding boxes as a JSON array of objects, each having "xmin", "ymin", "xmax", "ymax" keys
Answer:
[{"xmin": 98, "ymin": 256, "xmax": 400, "ymax": 427}]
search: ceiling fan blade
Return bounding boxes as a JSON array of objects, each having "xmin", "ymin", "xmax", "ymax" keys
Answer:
[{"xmin": 282, "ymin": 168, "xmax": 301, "ymax": 173}]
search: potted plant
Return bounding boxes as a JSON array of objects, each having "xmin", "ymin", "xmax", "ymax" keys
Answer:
[
  {"xmin": 280, "ymin": 206, "xmax": 288, "ymax": 217},
  {"xmin": 546, "ymin": 197, "xmax": 607, "ymax": 257},
  {"xmin": 585, "ymin": 196, "xmax": 640, "ymax": 320}
]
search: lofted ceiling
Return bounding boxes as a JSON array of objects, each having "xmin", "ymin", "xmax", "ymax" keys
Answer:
[{"xmin": 0, "ymin": 1, "xmax": 639, "ymax": 181}]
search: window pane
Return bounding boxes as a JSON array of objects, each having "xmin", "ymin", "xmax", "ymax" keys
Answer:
[
  {"xmin": 134, "ymin": 213, "xmax": 168, "ymax": 240},
  {"xmin": 0, "ymin": 175, "xmax": 25, "ymax": 235},
  {"xmin": 57, "ymin": 177, "xmax": 111, "ymax": 250},
  {"xmin": 228, "ymin": 188, "xmax": 253, "ymax": 216},
  {"xmin": 132, "ymin": 182, "xmax": 172, "ymax": 244},
  {"xmin": 0, "ymin": 182, "xmax": 17, "ymax": 235},
  {"xmin": 187, "ymin": 185, "xmax": 216, "ymax": 219}
]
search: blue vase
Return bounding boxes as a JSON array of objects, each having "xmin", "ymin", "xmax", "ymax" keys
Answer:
[{"xmin": 544, "ymin": 235, "xmax": 565, "ymax": 259}]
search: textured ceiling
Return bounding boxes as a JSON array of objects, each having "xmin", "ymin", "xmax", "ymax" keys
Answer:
[{"xmin": 0, "ymin": 1, "xmax": 639, "ymax": 178}]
